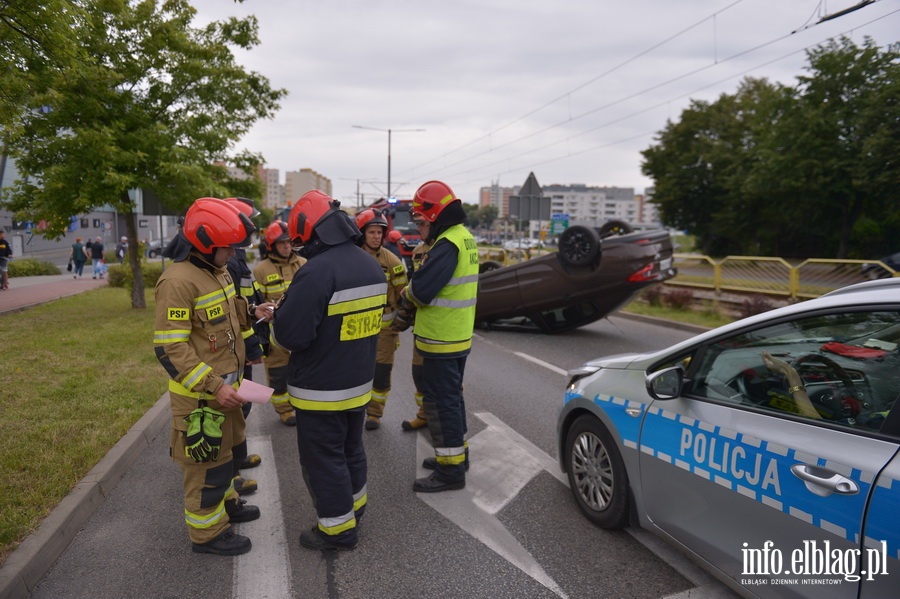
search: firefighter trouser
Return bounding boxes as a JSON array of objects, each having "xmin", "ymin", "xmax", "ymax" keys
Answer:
[
  {"xmin": 170, "ymin": 394, "xmax": 245, "ymax": 544},
  {"xmin": 368, "ymin": 331, "xmax": 400, "ymax": 420},
  {"xmin": 266, "ymin": 363, "xmax": 293, "ymax": 416},
  {"xmin": 232, "ymin": 362, "xmax": 255, "ymax": 469},
  {"xmin": 295, "ymin": 408, "xmax": 368, "ymax": 546},
  {"xmin": 410, "ymin": 347, "xmax": 425, "ymax": 421},
  {"xmin": 421, "ymin": 355, "xmax": 468, "ymax": 482}
]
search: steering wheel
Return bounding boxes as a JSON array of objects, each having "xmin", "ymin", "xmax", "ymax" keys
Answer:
[{"xmin": 791, "ymin": 353, "xmax": 861, "ymax": 420}]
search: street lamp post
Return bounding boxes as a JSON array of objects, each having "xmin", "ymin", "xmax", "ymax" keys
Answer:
[{"xmin": 352, "ymin": 125, "xmax": 425, "ymax": 199}]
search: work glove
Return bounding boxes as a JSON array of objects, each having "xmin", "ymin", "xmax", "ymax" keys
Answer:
[
  {"xmin": 184, "ymin": 408, "xmax": 211, "ymax": 462},
  {"xmin": 183, "ymin": 406, "xmax": 225, "ymax": 462},
  {"xmin": 391, "ymin": 305, "xmax": 416, "ymax": 332}
]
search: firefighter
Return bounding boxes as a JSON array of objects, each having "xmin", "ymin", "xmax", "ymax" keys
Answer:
[
  {"xmin": 397, "ymin": 215, "xmax": 432, "ymax": 431},
  {"xmin": 253, "ymin": 220, "xmax": 307, "ymax": 425},
  {"xmin": 223, "ymin": 198, "xmax": 265, "ymax": 495},
  {"xmin": 154, "ymin": 198, "xmax": 276, "ymax": 555},
  {"xmin": 271, "ymin": 190, "xmax": 386, "ymax": 551},
  {"xmin": 384, "ymin": 228, "xmax": 404, "ymax": 260},
  {"xmin": 354, "ymin": 208, "xmax": 408, "ymax": 430},
  {"xmin": 402, "ymin": 181, "xmax": 478, "ymax": 493}
]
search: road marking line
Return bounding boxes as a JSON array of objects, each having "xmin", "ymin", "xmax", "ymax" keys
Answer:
[
  {"xmin": 232, "ymin": 435, "xmax": 291, "ymax": 598},
  {"xmin": 416, "ymin": 432, "xmax": 568, "ymax": 599},
  {"xmin": 513, "ymin": 351, "xmax": 568, "ymax": 376}
]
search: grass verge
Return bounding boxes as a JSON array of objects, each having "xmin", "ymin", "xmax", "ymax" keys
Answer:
[
  {"xmin": 622, "ymin": 299, "xmax": 734, "ymax": 329},
  {"xmin": 0, "ymin": 287, "xmax": 165, "ymax": 564}
]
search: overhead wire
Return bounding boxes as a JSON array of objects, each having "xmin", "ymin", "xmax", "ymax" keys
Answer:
[
  {"xmin": 436, "ymin": 6, "xmax": 899, "ymax": 188},
  {"xmin": 403, "ymin": 1, "xmax": 896, "ymax": 187}
]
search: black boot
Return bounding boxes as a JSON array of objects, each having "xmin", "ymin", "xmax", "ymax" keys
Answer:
[
  {"xmin": 226, "ymin": 499, "xmax": 261, "ymax": 523},
  {"xmin": 422, "ymin": 448, "xmax": 470, "ymax": 471},
  {"xmin": 192, "ymin": 528, "xmax": 252, "ymax": 556},
  {"xmin": 412, "ymin": 473, "xmax": 465, "ymax": 493},
  {"xmin": 299, "ymin": 526, "xmax": 357, "ymax": 551}
]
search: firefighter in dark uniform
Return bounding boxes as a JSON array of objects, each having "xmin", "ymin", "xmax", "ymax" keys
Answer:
[
  {"xmin": 154, "ymin": 198, "xmax": 276, "ymax": 555},
  {"xmin": 401, "ymin": 181, "xmax": 478, "ymax": 493},
  {"xmin": 223, "ymin": 198, "xmax": 265, "ymax": 495},
  {"xmin": 253, "ymin": 221, "xmax": 307, "ymax": 425},
  {"xmin": 398, "ymin": 216, "xmax": 432, "ymax": 431},
  {"xmin": 354, "ymin": 208, "xmax": 408, "ymax": 430},
  {"xmin": 272, "ymin": 190, "xmax": 387, "ymax": 551}
]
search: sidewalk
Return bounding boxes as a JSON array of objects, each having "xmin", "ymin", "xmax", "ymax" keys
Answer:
[{"xmin": 0, "ymin": 273, "xmax": 109, "ymax": 315}]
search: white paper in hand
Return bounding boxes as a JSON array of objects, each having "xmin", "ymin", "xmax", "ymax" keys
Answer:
[{"xmin": 238, "ymin": 378, "xmax": 275, "ymax": 404}]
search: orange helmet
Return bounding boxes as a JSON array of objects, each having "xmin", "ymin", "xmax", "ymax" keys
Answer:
[
  {"xmin": 264, "ymin": 221, "xmax": 290, "ymax": 247},
  {"xmin": 288, "ymin": 190, "xmax": 339, "ymax": 244},
  {"xmin": 387, "ymin": 230, "xmax": 402, "ymax": 244},
  {"xmin": 412, "ymin": 180, "xmax": 459, "ymax": 222},
  {"xmin": 354, "ymin": 208, "xmax": 388, "ymax": 232},
  {"xmin": 182, "ymin": 198, "xmax": 255, "ymax": 252},
  {"xmin": 224, "ymin": 197, "xmax": 260, "ymax": 219}
]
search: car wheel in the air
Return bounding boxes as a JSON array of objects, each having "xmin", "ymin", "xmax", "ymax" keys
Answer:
[
  {"xmin": 557, "ymin": 225, "xmax": 600, "ymax": 267},
  {"xmin": 479, "ymin": 260, "xmax": 502, "ymax": 274},
  {"xmin": 564, "ymin": 414, "xmax": 630, "ymax": 529},
  {"xmin": 597, "ymin": 219, "xmax": 634, "ymax": 238}
]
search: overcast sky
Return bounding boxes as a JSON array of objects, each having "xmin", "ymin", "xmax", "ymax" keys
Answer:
[{"xmin": 189, "ymin": 0, "xmax": 898, "ymax": 207}]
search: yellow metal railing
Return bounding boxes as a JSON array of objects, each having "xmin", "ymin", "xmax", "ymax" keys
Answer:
[{"xmin": 669, "ymin": 254, "xmax": 897, "ymax": 300}]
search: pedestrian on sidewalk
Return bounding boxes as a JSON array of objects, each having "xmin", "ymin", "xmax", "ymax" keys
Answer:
[
  {"xmin": 90, "ymin": 236, "xmax": 105, "ymax": 279},
  {"xmin": 70, "ymin": 237, "xmax": 89, "ymax": 278},
  {"xmin": 0, "ymin": 230, "xmax": 11, "ymax": 290}
]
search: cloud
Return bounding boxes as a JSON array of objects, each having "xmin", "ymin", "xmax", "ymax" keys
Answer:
[{"xmin": 191, "ymin": 0, "xmax": 899, "ymax": 204}]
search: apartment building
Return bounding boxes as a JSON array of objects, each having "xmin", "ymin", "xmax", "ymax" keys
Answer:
[
  {"xmin": 544, "ymin": 183, "xmax": 661, "ymax": 228},
  {"xmin": 285, "ymin": 169, "xmax": 332, "ymax": 204},
  {"xmin": 479, "ymin": 181, "xmax": 520, "ymax": 217}
]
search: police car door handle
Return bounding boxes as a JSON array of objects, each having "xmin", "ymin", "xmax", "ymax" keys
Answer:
[{"xmin": 790, "ymin": 464, "xmax": 859, "ymax": 497}]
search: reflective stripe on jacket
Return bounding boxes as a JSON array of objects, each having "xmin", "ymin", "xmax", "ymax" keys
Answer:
[
  {"xmin": 272, "ymin": 242, "xmax": 388, "ymax": 412},
  {"xmin": 153, "ymin": 256, "xmax": 250, "ymax": 396},
  {"xmin": 413, "ymin": 225, "xmax": 478, "ymax": 357}
]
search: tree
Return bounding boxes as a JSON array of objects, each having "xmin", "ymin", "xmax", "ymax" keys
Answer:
[
  {"xmin": 0, "ymin": 0, "xmax": 286, "ymax": 308},
  {"xmin": 642, "ymin": 36, "xmax": 898, "ymax": 258},
  {"xmin": 477, "ymin": 204, "xmax": 498, "ymax": 230}
]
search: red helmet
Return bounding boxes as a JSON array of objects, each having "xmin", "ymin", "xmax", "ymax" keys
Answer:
[
  {"xmin": 354, "ymin": 208, "xmax": 388, "ymax": 232},
  {"xmin": 412, "ymin": 180, "xmax": 459, "ymax": 222},
  {"xmin": 386, "ymin": 230, "xmax": 402, "ymax": 244},
  {"xmin": 288, "ymin": 190, "xmax": 338, "ymax": 244},
  {"xmin": 224, "ymin": 197, "xmax": 260, "ymax": 219},
  {"xmin": 264, "ymin": 221, "xmax": 290, "ymax": 247},
  {"xmin": 182, "ymin": 198, "xmax": 254, "ymax": 252}
]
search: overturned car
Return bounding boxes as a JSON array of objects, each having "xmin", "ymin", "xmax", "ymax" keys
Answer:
[{"xmin": 475, "ymin": 222, "xmax": 677, "ymax": 333}]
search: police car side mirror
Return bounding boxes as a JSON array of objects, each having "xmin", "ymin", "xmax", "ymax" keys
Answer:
[{"xmin": 646, "ymin": 367, "xmax": 684, "ymax": 400}]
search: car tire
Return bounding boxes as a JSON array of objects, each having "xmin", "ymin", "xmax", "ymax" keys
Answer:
[
  {"xmin": 148, "ymin": 250, "xmax": 158, "ymax": 259},
  {"xmin": 557, "ymin": 225, "xmax": 600, "ymax": 267},
  {"xmin": 564, "ymin": 414, "xmax": 630, "ymax": 529},
  {"xmin": 479, "ymin": 260, "xmax": 502, "ymax": 274},
  {"xmin": 597, "ymin": 220, "xmax": 634, "ymax": 238}
]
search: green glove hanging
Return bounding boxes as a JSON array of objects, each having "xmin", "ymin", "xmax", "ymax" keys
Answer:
[
  {"xmin": 183, "ymin": 404, "xmax": 225, "ymax": 462},
  {"xmin": 201, "ymin": 406, "xmax": 224, "ymax": 461}
]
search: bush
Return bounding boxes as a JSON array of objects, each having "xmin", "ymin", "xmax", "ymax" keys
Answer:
[
  {"xmin": 737, "ymin": 294, "xmax": 774, "ymax": 319},
  {"xmin": 641, "ymin": 285, "xmax": 664, "ymax": 307},
  {"xmin": 663, "ymin": 288, "xmax": 695, "ymax": 310},
  {"xmin": 8, "ymin": 259, "xmax": 61, "ymax": 277},
  {"xmin": 107, "ymin": 261, "xmax": 165, "ymax": 291}
]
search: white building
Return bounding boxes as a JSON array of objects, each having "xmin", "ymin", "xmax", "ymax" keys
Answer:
[{"xmin": 545, "ymin": 184, "xmax": 661, "ymax": 229}]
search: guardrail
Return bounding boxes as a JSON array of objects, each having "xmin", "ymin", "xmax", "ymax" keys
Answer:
[{"xmin": 669, "ymin": 254, "xmax": 898, "ymax": 300}]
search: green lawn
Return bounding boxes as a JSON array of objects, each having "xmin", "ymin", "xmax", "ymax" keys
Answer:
[{"xmin": 0, "ymin": 287, "xmax": 165, "ymax": 564}]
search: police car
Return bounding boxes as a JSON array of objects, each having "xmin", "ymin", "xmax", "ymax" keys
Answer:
[{"xmin": 558, "ymin": 278, "xmax": 900, "ymax": 598}]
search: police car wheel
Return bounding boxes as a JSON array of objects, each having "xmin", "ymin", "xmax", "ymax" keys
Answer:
[{"xmin": 564, "ymin": 415, "xmax": 629, "ymax": 529}]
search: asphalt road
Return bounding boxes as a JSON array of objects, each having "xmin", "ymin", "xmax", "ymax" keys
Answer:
[{"xmin": 31, "ymin": 315, "xmax": 738, "ymax": 599}]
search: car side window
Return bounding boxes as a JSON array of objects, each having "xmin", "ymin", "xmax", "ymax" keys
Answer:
[{"xmin": 685, "ymin": 310, "xmax": 900, "ymax": 435}]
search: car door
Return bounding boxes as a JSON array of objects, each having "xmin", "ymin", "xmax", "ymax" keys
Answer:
[{"xmin": 637, "ymin": 308, "xmax": 900, "ymax": 599}]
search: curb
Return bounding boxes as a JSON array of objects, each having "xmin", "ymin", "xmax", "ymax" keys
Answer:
[{"xmin": 0, "ymin": 394, "xmax": 170, "ymax": 599}]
